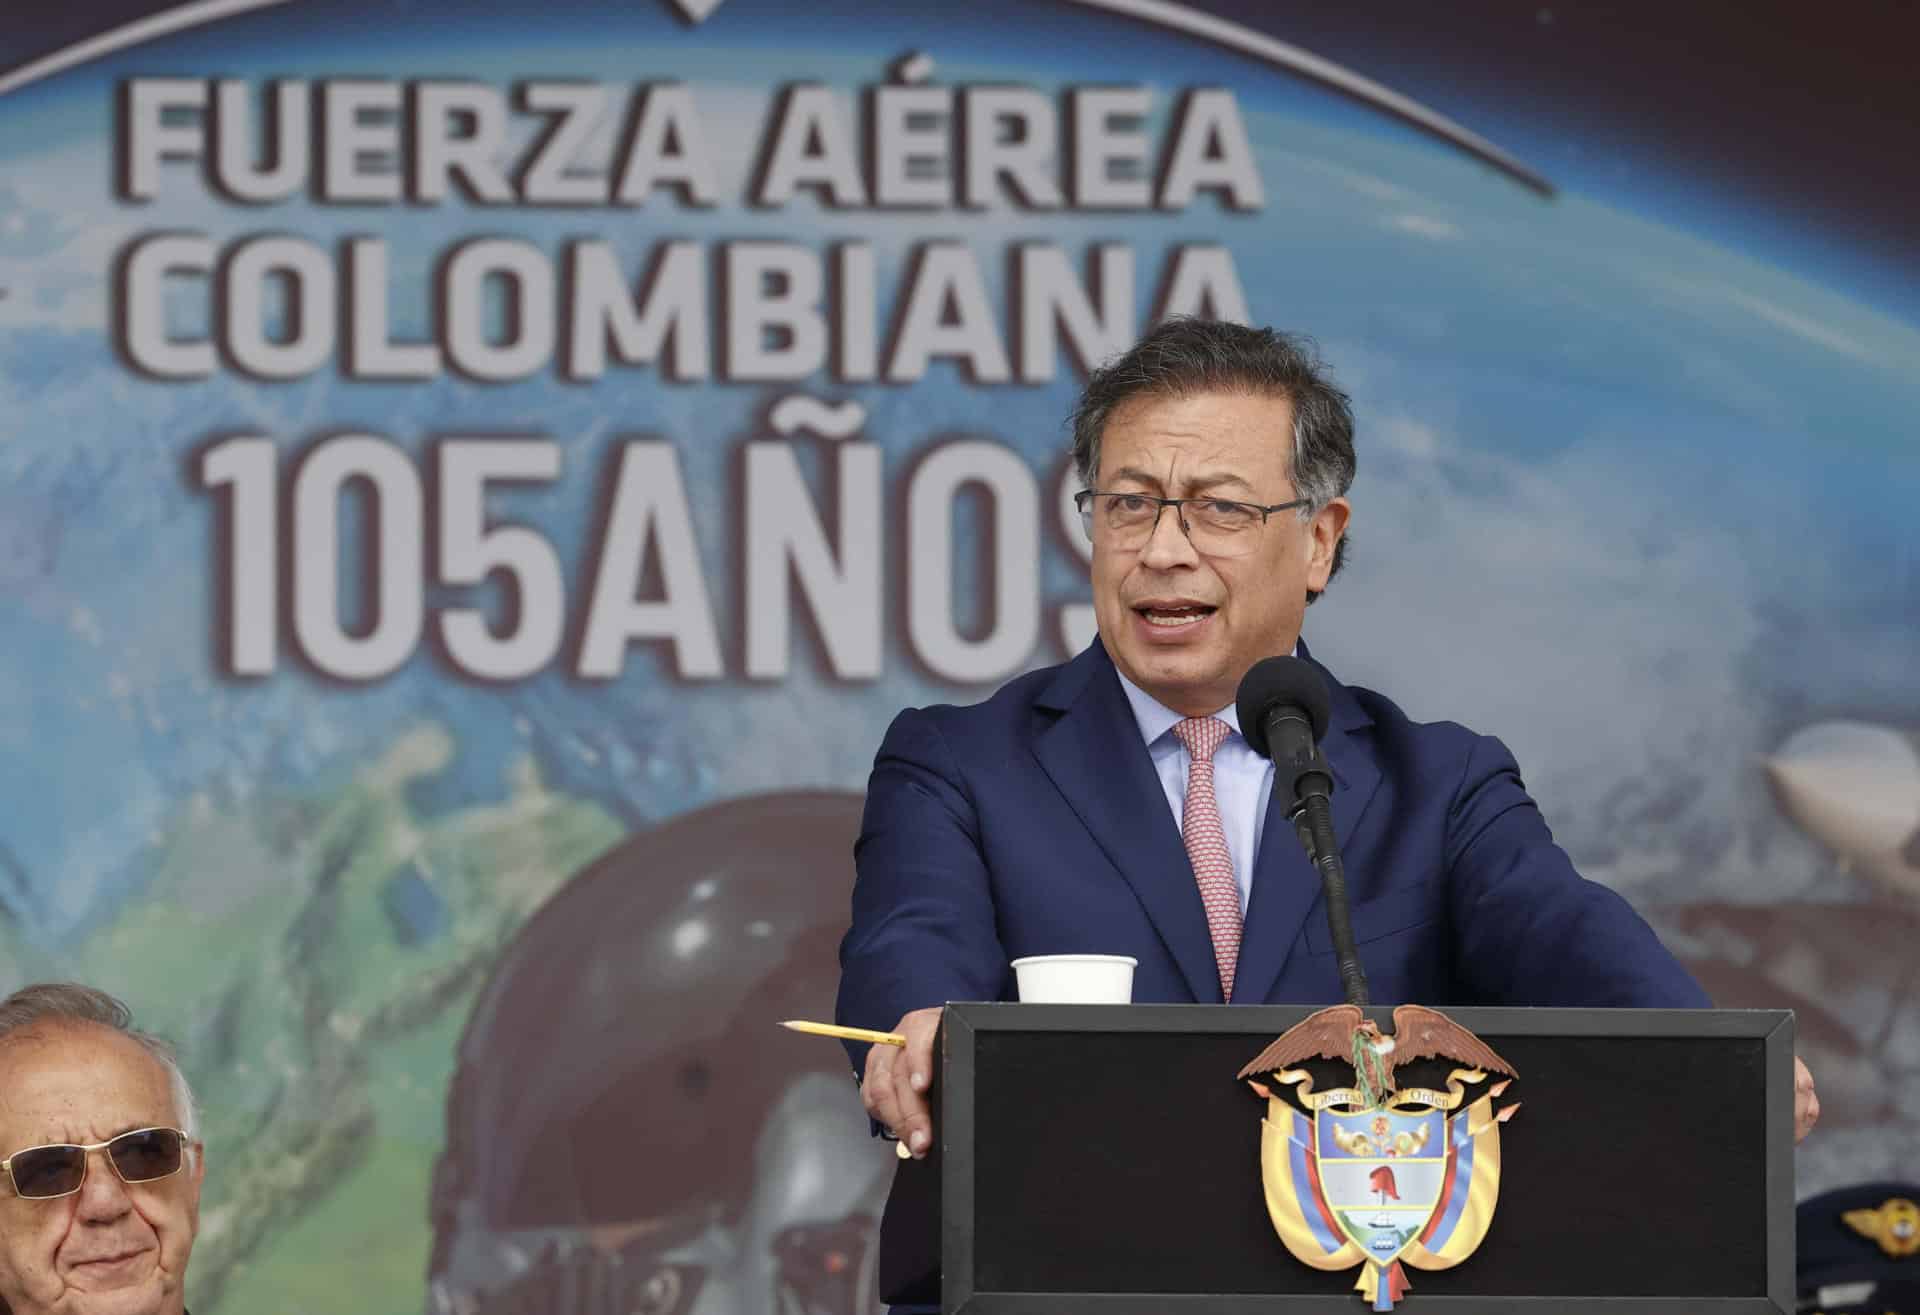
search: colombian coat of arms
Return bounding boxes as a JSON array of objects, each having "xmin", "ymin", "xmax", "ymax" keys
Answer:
[{"xmin": 1238, "ymin": 1004, "xmax": 1522, "ymax": 1311}]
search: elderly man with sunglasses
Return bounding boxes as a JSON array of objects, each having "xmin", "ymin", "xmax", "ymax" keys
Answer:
[{"xmin": 0, "ymin": 984, "xmax": 204, "ymax": 1315}]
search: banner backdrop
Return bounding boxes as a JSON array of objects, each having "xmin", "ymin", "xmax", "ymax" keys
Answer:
[{"xmin": 2, "ymin": 2, "xmax": 1917, "ymax": 1310}]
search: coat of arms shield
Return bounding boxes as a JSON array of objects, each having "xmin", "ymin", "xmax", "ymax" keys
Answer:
[
  {"xmin": 1239, "ymin": 1005, "xmax": 1522, "ymax": 1311},
  {"xmin": 1314, "ymin": 1105, "xmax": 1447, "ymax": 1267}
]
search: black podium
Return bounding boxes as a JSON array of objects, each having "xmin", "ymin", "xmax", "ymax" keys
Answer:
[{"xmin": 915, "ymin": 1003, "xmax": 1795, "ymax": 1313}]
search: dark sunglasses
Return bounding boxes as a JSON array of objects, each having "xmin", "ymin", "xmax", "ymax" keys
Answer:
[{"xmin": 1, "ymin": 1127, "xmax": 193, "ymax": 1200}]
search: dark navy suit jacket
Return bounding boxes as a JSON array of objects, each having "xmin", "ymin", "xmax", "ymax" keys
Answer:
[
  {"xmin": 836, "ymin": 638, "xmax": 1706, "ymax": 1305},
  {"xmin": 837, "ymin": 637, "xmax": 1706, "ymax": 1035}
]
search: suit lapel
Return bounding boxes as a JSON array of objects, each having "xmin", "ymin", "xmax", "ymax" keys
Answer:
[
  {"xmin": 1031, "ymin": 643, "xmax": 1223, "ymax": 1004},
  {"xmin": 1230, "ymin": 643, "xmax": 1382, "ymax": 1005}
]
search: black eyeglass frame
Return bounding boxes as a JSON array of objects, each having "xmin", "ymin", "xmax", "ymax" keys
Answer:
[
  {"xmin": 1073, "ymin": 489, "xmax": 1313, "ymax": 540},
  {"xmin": 1, "ymin": 1126, "xmax": 196, "ymax": 1200}
]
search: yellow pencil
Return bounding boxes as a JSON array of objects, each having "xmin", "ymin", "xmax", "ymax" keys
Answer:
[
  {"xmin": 781, "ymin": 1019, "xmax": 908, "ymax": 1046},
  {"xmin": 782, "ymin": 1020, "xmax": 920, "ymax": 1157}
]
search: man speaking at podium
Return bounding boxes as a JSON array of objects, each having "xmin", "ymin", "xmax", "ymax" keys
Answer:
[{"xmin": 835, "ymin": 319, "xmax": 1816, "ymax": 1303}]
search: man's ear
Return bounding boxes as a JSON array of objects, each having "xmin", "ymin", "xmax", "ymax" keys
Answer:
[{"xmin": 1305, "ymin": 497, "xmax": 1351, "ymax": 590}]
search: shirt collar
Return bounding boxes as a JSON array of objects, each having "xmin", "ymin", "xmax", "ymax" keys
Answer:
[
  {"xmin": 1116, "ymin": 667, "xmax": 1228, "ymax": 746},
  {"xmin": 1113, "ymin": 642, "xmax": 1301, "ymax": 748}
]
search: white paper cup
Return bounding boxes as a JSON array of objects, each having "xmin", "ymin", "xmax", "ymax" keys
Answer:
[{"xmin": 1009, "ymin": 954, "xmax": 1138, "ymax": 1003}]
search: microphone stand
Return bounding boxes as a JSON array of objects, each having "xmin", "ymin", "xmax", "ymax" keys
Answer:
[{"xmin": 1289, "ymin": 751, "xmax": 1370, "ymax": 1008}]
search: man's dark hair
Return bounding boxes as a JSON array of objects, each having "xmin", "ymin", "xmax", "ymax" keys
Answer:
[{"xmin": 1070, "ymin": 318, "xmax": 1356, "ymax": 600}]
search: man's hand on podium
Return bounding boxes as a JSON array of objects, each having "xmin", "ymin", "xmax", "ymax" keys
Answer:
[
  {"xmin": 1795, "ymin": 1055, "xmax": 1820, "ymax": 1143},
  {"xmin": 852, "ymin": 1011, "xmax": 1820, "ymax": 1154},
  {"xmin": 863, "ymin": 1006, "xmax": 944, "ymax": 1159}
]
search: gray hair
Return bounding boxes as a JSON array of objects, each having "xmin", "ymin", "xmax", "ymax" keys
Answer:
[
  {"xmin": 1069, "ymin": 317, "xmax": 1357, "ymax": 601},
  {"xmin": 0, "ymin": 983, "xmax": 200, "ymax": 1139}
]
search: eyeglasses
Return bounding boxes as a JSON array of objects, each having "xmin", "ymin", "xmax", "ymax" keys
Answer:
[
  {"xmin": 2, "ymin": 1127, "xmax": 193, "ymax": 1200},
  {"xmin": 1075, "ymin": 490, "xmax": 1311, "ymax": 558}
]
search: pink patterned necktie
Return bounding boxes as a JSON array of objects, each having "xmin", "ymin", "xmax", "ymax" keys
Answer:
[{"xmin": 1170, "ymin": 716, "xmax": 1243, "ymax": 1000}]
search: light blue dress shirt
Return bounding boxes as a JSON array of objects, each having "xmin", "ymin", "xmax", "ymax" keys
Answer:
[{"xmin": 1115, "ymin": 667, "xmax": 1283, "ymax": 915}]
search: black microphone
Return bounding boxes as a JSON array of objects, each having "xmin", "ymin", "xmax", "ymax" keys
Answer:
[{"xmin": 1236, "ymin": 656, "xmax": 1370, "ymax": 1007}]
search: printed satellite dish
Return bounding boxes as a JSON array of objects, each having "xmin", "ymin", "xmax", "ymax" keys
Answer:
[{"xmin": 1765, "ymin": 721, "xmax": 1920, "ymax": 901}]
